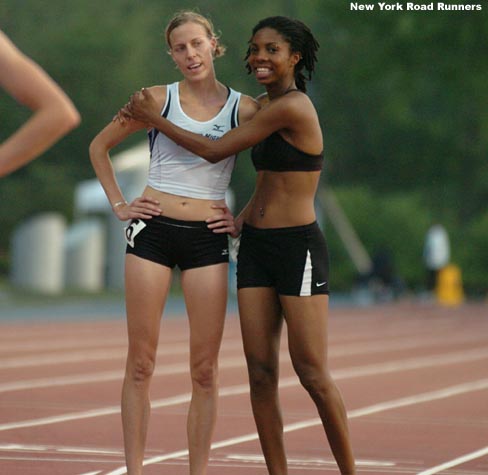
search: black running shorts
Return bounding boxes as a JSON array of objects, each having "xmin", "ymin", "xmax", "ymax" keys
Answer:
[
  {"xmin": 125, "ymin": 216, "xmax": 229, "ymax": 271},
  {"xmin": 237, "ymin": 221, "xmax": 329, "ymax": 296}
]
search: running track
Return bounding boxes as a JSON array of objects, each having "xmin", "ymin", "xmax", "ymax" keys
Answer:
[{"xmin": 0, "ymin": 301, "xmax": 487, "ymax": 474}]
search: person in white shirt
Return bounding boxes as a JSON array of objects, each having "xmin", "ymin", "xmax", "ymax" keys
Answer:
[
  {"xmin": 89, "ymin": 11, "xmax": 258, "ymax": 475},
  {"xmin": 423, "ymin": 223, "xmax": 450, "ymax": 291}
]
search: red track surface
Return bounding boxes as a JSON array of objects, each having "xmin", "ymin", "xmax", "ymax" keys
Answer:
[{"xmin": 0, "ymin": 301, "xmax": 487, "ymax": 474}]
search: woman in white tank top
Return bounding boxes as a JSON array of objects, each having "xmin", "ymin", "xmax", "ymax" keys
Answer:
[{"xmin": 89, "ymin": 11, "xmax": 258, "ymax": 475}]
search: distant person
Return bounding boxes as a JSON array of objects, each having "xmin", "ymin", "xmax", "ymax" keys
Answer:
[
  {"xmin": 125, "ymin": 15, "xmax": 356, "ymax": 475},
  {"xmin": 367, "ymin": 247, "xmax": 405, "ymax": 301},
  {"xmin": 423, "ymin": 223, "xmax": 450, "ymax": 291},
  {"xmin": 0, "ymin": 29, "xmax": 80, "ymax": 176},
  {"xmin": 89, "ymin": 11, "xmax": 258, "ymax": 475}
]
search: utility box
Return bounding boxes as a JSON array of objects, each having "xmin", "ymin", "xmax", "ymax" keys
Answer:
[{"xmin": 10, "ymin": 213, "xmax": 66, "ymax": 294}]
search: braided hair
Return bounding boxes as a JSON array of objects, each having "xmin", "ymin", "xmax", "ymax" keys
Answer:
[{"xmin": 245, "ymin": 16, "xmax": 319, "ymax": 93}]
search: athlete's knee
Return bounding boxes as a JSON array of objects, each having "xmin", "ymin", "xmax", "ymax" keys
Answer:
[
  {"xmin": 295, "ymin": 363, "xmax": 333, "ymax": 400},
  {"xmin": 126, "ymin": 349, "xmax": 157, "ymax": 386},
  {"xmin": 190, "ymin": 357, "xmax": 218, "ymax": 392},
  {"xmin": 247, "ymin": 358, "xmax": 279, "ymax": 397}
]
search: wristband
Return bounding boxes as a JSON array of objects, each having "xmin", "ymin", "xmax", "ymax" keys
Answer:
[{"xmin": 112, "ymin": 200, "xmax": 128, "ymax": 209}]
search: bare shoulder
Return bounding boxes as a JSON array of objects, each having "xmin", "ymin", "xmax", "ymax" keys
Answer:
[
  {"xmin": 145, "ymin": 85, "xmax": 167, "ymax": 107},
  {"xmin": 282, "ymin": 90, "xmax": 315, "ymax": 110},
  {"xmin": 238, "ymin": 94, "xmax": 260, "ymax": 124},
  {"xmin": 274, "ymin": 90, "xmax": 319, "ymax": 123}
]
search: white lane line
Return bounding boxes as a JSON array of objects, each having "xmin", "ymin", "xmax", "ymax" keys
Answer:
[
  {"xmin": 225, "ymin": 453, "xmax": 396, "ymax": 468},
  {"xmin": 0, "ymin": 339, "xmax": 245, "ymax": 370},
  {"xmin": 0, "ymin": 356, "xmax": 245, "ymax": 394},
  {"xmin": 2, "ymin": 335, "xmax": 488, "ymax": 394},
  {"xmin": 0, "ymin": 349, "xmax": 126, "ymax": 369},
  {"xmin": 0, "ymin": 443, "xmax": 122, "ymax": 456},
  {"xmin": 0, "ymin": 455, "xmax": 115, "ymax": 464},
  {"xmin": 103, "ymin": 377, "xmax": 488, "ymax": 475},
  {"xmin": 330, "ymin": 332, "xmax": 488, "ymax": 358},
  {"xmin": 0, "ymin": 322, "xmax": 486, "ymax": 370},
  {"xmin": 2, "ymin": 347, "xmax": 488, "ymax": 432},
  {"xmin": 0, "ymin": 449, "xmax": 393, "ymax": 472},
  {"xmin": 0, "ymin": 369, "xmax": 124, "ymax": 394},
  {"xmin": 0, "ymin": 338, "xmax": 127, "ymax": 354},
  {"xmin": 0, "ymin": 384, "xmax": 250, "ymax": 432},
  {"xmin": 416, "ymin": 446, "xmax": 488, "ymax": 475},
  {"xmin": 1, "ymin": 330, "xmax": 484, "ymax": 370},
  {"xmin": 332, "ymin": 347, "xmax": 488, "ymax": 380},
  {"xmin": 297, "ymin": 378, "xmax": 488, "ymax": 423}
]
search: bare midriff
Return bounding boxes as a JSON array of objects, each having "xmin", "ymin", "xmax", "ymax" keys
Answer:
[
  {"xmin": 142, "ymin": 185, "xmax": 226, "ymax": 221},
  {"xmin": 245, "ymin": 170, "xmax": 321, "ymax": 228}
]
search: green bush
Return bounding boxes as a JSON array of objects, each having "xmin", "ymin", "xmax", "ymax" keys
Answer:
[
  {"xmin": 456, "ymin": 212, "xmax": 488, "ymax": 296},
  {"xmin": 324, "ymin": 187, "xmax": 436, "ymax": 291}
]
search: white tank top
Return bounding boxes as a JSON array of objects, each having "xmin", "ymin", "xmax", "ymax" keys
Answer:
[{"xmin": 147, "ymin": 82, "xmax": 241, "ymax": 200}]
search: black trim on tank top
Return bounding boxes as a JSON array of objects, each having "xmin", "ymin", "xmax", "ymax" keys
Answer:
[
  {"xmin": 148, "ymin": 129, "xmax": 157, "ymax": 152},
  {"xmin": 149, "ymin": 87, "xmax": 173, "ymax": 150},
  {"xmin": 161, "ymin": 88, "xmax": 172, "ymax": 118},
  {"xmin": 230, "ymin": 100, "xmax": 238, "ymax": 129}
]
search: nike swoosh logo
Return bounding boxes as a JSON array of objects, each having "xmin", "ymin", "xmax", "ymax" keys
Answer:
[{"xmin": 316, "ymin": 282, "xmax": 327, "ymax": 287}]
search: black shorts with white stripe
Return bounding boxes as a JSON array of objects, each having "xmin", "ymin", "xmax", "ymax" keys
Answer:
[{"xmin": 236, "ymin": 221, "xmax": 329, "ymax": 296}]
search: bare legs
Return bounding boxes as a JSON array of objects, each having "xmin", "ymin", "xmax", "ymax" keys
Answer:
[
  {"xmin": 282, "ymin": 295, "xmax": 355, "ymax": 475},
  {"xmin": 123, "ymin": 255, "xmax": 171, "ymax": 475},
  {"xmin": 122, "ymin": 255, "xmax": 227, "ymax": 475},
  {"xmin": 238, "ymin": 288, "xmax": 287, "ymax": 474},
  {"xmin": 181, "ymin": 264, "xmax": 227, "ymax": 475},
  {"xmin": 238, "ymin": 289, "xmax": 356, "ymax": 475}
]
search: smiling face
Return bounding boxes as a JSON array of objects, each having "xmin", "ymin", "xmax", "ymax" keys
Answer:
[
  {"xmin": 247, "ymin": 27, "xmax": 300, "ymax": 89},
  {"xmin": 168, "ymin": 21, "xmax": 217, "ymax": 80}
]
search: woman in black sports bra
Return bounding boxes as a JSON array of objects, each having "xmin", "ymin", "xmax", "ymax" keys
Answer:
[{"xmin": 126, "ymin": 16, "xmax": 356, "ymax": 475}]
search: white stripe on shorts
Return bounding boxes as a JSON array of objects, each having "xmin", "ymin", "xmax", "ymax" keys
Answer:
[{"xmin": 299, "ymin": 250, "xmax": 313, "ymax": 296}]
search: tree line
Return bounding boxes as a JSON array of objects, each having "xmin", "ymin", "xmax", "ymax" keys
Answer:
[{"xmin": 1, "ymin": 0, "xmax": 487, "ymax": 294}]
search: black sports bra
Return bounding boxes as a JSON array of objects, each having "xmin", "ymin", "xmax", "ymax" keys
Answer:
[{"xmin": 251, "ymin": 131, "xmax": 324, "ymax": 172}]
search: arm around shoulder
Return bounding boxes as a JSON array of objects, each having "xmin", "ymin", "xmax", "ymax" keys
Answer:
[
  {"xmin": 238, "ymin": 94, "xmax": 260, "ymax": 124},
  {"xmin": 128, "ymin": 87, "xmax": 295, "ymax": 163}
]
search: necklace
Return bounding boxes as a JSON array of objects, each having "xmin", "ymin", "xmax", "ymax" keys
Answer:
[{"xmin": 284, "ymin": 86, "xmax": 298, "ymax": 95}]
